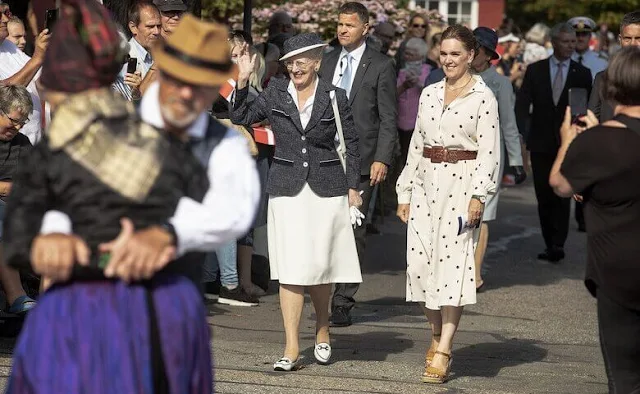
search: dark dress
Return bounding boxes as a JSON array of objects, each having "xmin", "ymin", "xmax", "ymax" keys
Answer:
[
  {"xmin": 3, "ymin": 90, "xmax": 212, "ymax": 394},
  {"xmin": 561, "ymin": 115, "xmax": 640, "ymax": 393},
  {"xmin": 0, "ymin": 133, "xmax": 32, "ymax": 239}
]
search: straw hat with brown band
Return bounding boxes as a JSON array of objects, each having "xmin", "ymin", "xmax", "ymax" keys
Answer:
[{"xmin": 151, "ymin": 14, "xmax": 238, "ymax": 86}]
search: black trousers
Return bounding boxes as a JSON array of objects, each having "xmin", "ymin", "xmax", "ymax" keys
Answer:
[
  {"xmin": 597, "ymin": 291, "xmax": 640, "ymax": 394},
  {"xmin": 530, "ymin": 152, "xmax": 570, "ymax": 250},
  {"xmin": 575, "ymin": 200, "xmax": 585, "ymax": 228},
  {"xmin": 332, "ymin": 175, "xmax": 374, "ymax": 311}
]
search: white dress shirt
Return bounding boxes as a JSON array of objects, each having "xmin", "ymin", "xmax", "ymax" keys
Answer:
[
  {"xmin": 0, "ymin": 40, "xmax": 43, "ymax": 144},
  {"xmin": 41, "ymin": 81, "xmax": 261, "ymax": 257},
  {"xmin": 331, "ymin": 42, "xmax": 367, "ymax": 93},
  {"xmin": 113, "ymin": 38, "xmax": 154, "ymax": 101},
  {"xmin": 288, "ymin": 78, "xmax": 319, "ymax": 129}
]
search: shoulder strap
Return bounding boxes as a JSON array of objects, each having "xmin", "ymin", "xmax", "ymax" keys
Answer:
[
  {"xmin": 329, "ymin": 90, "xmax": 347, "ymax": 173},
  {"xmin": 612, "ymin": 114, "xmax": 640, "ymax": 136}
]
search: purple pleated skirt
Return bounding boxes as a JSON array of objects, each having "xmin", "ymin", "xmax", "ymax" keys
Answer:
[{"xmin": 6, "ymin": 274, "xmax": 212, "ymax": 394}]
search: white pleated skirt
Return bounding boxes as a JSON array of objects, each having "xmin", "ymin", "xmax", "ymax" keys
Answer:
[{"xmin": 267, "ymin": 183, "xmax": 362, "ymax": 286}]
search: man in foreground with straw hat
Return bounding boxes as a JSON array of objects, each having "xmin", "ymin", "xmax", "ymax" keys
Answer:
[
  {"xmin": 37, "ymin": 15, "xmax": 261, "ymax": 290},
  {"xmin": 18, "ymin": 8, "xmax": 260, "ymax": 393}
]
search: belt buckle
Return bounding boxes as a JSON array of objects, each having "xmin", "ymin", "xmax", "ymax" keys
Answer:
[
  {"xmin": 447, "ymin": 150, "xmax": 459, "ymax": 164},
  {"xmin": 431, "ymin": 146, "xmax": 444, "ymax": 163}
]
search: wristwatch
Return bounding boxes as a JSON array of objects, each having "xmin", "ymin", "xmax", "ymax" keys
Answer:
[
  {"xmin": 471, "ymin": 194, "xmax": 486, "ymax": 204},
  {"xmin": 160, "ymin": 222, "xmax": 178, "ymax": 247}
]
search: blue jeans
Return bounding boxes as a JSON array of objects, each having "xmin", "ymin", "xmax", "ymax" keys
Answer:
[{"xmin": 202, "ymin": 241, "xmax": 238, "ymax": 287}]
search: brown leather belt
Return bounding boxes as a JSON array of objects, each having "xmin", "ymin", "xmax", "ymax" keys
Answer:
[{"xmin": 423, "ymin": 146, "xmax": 477, "ymax": 163}]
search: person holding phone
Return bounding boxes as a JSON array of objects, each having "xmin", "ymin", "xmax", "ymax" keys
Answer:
[
  {"xmin": 112, "ymin": 0, "xmax": 161, "ymax": 101},
  {"xmin": 550, "ymin": 46, "xmax": 640, "ymax": 394},
  {"xmin": 0, "ymin": 1, "xmax": 50, "ymax": 144},
  {"xmin": 396, "ymin": 37, "xmax": 431, "ymax": 173}
]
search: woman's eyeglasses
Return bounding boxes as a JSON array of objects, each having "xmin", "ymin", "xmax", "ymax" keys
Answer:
[
  {"xmin": 1, "ymin": 110, "xmax": 28, "ymax": 128},
  {"xmin": 283, "ymin": 59, "xmax": 314, "ymax": 71},
  {"xmin": 412, "ymin": 24, "xmax": 427, "ymax": 29}
]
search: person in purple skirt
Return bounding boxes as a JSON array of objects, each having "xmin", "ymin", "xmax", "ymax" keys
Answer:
[{"xmin": 1, "ymin": 2, "xmax": 257, "ymax": 393}]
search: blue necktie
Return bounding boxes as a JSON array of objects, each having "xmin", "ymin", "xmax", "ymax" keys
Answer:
[{"xmin": 339, "ymin": 53, "xmax": 352, "ymax": 97}]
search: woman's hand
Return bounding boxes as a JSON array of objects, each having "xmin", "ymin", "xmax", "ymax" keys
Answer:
[
  {"xmin": 468, "ymin": 197, "xmax": 484, "ymax": 227},
  {"xmin": 396, "ymin": 204, "xmax": 410, "ymax": 223},
  {"xmin": 236, "ymin": 43, "xmax": 257, "ymax": 87},
  {"xmin": 560, "ymin": 107, "xmax": 599, "ymax": 145},
  {"xmin": 581, "ymin": 110, "xmax": 599, "ymax": 129},
  {"xmin": 348, "ymin": 188, "xmax": 363, "ymax": 208}
]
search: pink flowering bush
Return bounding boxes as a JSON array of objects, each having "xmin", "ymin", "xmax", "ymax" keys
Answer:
[{"xmin": 229, "ymin": 1, "xmax": 446, "ymax": 54}]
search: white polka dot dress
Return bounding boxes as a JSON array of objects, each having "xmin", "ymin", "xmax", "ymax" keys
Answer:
[{"xmin": 396, "ymin": 76, "xmax": 501, "ymax": 309}]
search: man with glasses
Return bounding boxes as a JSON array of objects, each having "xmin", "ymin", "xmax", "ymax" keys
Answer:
[
  {"xmin": 153, "ymin": 0, "xmax": 186, "ymax": 39},
  {"xmin": 0, "ymin": 85, "xmax": 37, "ymax": 316},
  {"xmin": 0, "ymin": 1, "xmax": 49, "ymax": 144},
  {"xmin": 589, "ymin": 11, "xmax": 640, "ymax": 123}
]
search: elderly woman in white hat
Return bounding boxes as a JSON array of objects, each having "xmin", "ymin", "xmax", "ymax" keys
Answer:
[{"xmin": 232, "ymin": 33, "xmax": 364, "ymax": 371}]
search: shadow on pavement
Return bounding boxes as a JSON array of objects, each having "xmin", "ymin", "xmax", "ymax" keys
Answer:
[
  {"xmin": 361, "ymin": 183, "xmax": 588, "ymax": 294},
  {"xmin": 297, "ymin": 330, "xmax": 415, "ymax": 365},
  {"xmin": 451, "ymin": 334, "xmax": 548, "ymax": 380}
]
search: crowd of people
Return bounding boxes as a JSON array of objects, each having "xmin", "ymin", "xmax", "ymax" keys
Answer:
[{"xmin": 0, "ymin": 0, "xmax": 638, "ymax": 392}]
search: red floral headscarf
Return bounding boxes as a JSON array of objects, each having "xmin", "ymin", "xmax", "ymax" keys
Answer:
[{"xmin": 39, "ymin": 0, "xmax": 125, "ymax": 93}]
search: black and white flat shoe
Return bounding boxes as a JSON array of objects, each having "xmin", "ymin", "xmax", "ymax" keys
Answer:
[
  {"xmin": 273, "ymin": 357, "xmax": 299, "ymax": 371},
  {"xmin": 314, "ymin": 342, "xmax": 332, "ymax": 364}
]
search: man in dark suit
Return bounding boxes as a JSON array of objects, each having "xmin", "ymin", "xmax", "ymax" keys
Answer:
[
  {"xmin": 318, "ymin": 1, "xmax": 397, "ymax": 327},
  {"xmin": 589, "ymin": 11, "xmax": 640, "ymax": 122},
  {"xmin": 516, "ymin": 22, "xmax": 592, "ymax": 263}
]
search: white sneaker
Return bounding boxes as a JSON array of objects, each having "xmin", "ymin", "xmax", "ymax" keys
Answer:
[{"xmin": 314, "ymin": 342, "xmax": 331, "ymax": 364}]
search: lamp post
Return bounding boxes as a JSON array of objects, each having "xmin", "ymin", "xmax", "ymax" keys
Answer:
[{"xmin": 243, "ymin": 0, "xmax": 252, "ymax": 34}]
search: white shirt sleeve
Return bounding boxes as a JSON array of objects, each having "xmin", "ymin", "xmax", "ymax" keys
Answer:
[
  {"xmin": 39, "ymin": 210, "xmax": 72, "ymax": 234},
  {"xmin": 40, "ymin": 129, "xmax": 261, "ymax": 257},
  {"xmin": 170, "ymin": 129, "xmax": 261, "ymax": 256}
]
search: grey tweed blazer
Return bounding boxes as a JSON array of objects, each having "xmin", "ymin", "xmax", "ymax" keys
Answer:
[{"xmin": 231, "ymin": 77, "xmax": 360, "ymax": 198}]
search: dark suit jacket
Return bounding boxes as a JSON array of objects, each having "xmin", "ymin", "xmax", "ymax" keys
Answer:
[
  {"xmin": 231, "ymin": 77, "xmax": 360, "ymax": 198},
  {"xmin": 588, "ymin": 71, "xmax": 614, "ymax": 123},
  {"xmin": 318, "ymin": 45, "xmax": 397, "ymax": 175},
  {"xmin": 516, "ymin": 58, "xmax": 592, "ymax": 153}
]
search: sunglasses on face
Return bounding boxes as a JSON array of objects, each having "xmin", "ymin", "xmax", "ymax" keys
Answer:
[
  {"xmin": 1, "ymin": 110, "xmax": 28, "ymax": 128},
  {"xmin": 412, "ymin": 24, "xmax": 427, "ymax": 29}
]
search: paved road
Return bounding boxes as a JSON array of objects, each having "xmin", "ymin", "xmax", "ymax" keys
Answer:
[{"xmin": 0, "ymin": 181, "xmax": 606, "ymax": 393}]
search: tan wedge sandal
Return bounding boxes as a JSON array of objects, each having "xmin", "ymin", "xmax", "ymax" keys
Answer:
[
  {"xmin": 421, "ymin": 351, "xmax": 452, "ymax": 384},
  {"xmin": 424, "ymin": 333, "xmax": 441, "ymax": 367}
]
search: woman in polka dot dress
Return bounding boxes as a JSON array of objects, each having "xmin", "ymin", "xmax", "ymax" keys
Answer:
[{"xmin": 396, "ymin": 25, "xmax": 500, "ymax": 384}]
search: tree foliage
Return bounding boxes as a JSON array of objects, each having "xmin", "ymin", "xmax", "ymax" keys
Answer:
[{"xmin": 506, "ymin": 0, "xmax": 640, "ymax": 33}]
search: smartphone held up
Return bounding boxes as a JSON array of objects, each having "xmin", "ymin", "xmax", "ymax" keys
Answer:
[
  {"xmin": 569, "ymin": 88, "xmax": 588, "ymax": 126},
  {"xmin": 44, "ymin": 9, "xmax": 59, "ymax": 32},
  {"xmin": 127, "ymin": 58, "xmax": 138, "ymax": 75}
]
